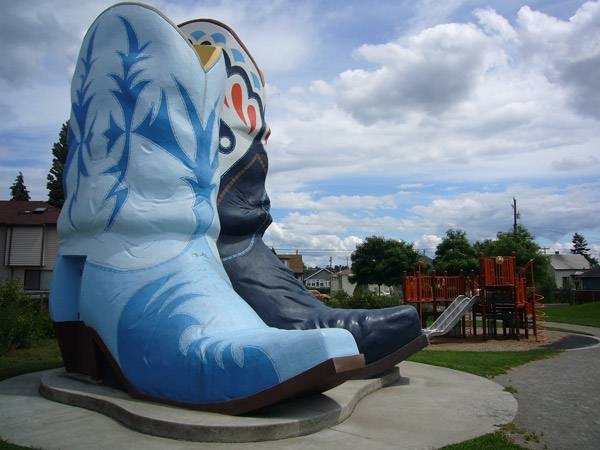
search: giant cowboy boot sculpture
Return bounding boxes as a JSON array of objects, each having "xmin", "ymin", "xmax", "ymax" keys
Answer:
[
  {"xmin": 179, "ymin": 19, "xmax": 428, "ymax": 378},
  {"xmin": 49, "ymin": 3, "xmax": 364, "ymax": 415}
]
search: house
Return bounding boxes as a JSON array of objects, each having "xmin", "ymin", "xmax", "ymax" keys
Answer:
[
  {"xmin": 276, "ymin": 253, "xmax": 305, "ymax": 281},
  {"xmin": 304, "ymin": 268, "xmax": 333, "ymax": 289},
  {"xmin": 0, "ymin": 201, "xmax": 60, "ymax": 292},
  {"xmin": 330, "ymin": 268, "xmax": 356, "ymax": 296},
  {"xmin": 574, "ymin": 267, "xmax": 600, "ymax": 291},
  {"xmin": 549, "ymin": 252, "xmax": 591, "ymax": 289}
]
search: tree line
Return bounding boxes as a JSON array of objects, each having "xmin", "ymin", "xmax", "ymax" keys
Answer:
[
  {"xmin": 8, "ymin": 121, "xmax": 67, "ymax": 207},
  {"xmin": 350, "ymin": 227, "xmax": 598, "ymax": 299}
]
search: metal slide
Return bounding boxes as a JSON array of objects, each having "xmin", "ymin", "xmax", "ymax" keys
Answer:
[{"xmin": 423, "ymin": 295, "xmax": 480, "ymax": 338}]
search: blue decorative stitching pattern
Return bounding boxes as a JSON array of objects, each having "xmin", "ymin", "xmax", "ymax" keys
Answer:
[
  {"xmin": 118, "ymin": 274, "xmax": 280, "ymax": 402},
  {"xmin": 221, "ymin": 234, "xmax": 257, "ymax": 262},
  {"xmin": 65, "ymin": 27, "xmax": 98, "ymax": 229},
  {"xmin": 102, "ymin": 16, "xmax": 151, "ymax": 231},
  {"xmin": 101, "ymin": 17, "xmax": 220, "ymax": 236},
  {"xmin": 135, "ymin": 79, "xmax": 220, "ymax": 237}
]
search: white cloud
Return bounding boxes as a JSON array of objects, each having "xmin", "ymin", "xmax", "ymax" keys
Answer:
[
  {"xmin": 516, "ymin": 2, "xmax": 600, "ymax": 119},
  {"xmin": 474, "ymin": 8, "xmax": 519, "ymax": 43},
  {"xmin": 552, "ymin": 155, "xmax": 600, "ymax": 171},
  {"xmin": 262, "ymin": 1, "xmax": 600, "ymax": 203},
  {"xmin": 265, "ymin": 183, "xmax": 600, "ymax": 258},
  {"xmin": 271, "ymin": 191, "xmax": 399, "ymax": 210},
  {"xmin": 336, "ymin": 22, "xmax": 501, "ymax": 122},
  {"xmin": 415, "ymin": 234, "xmax": 443, "ymax": 254}
]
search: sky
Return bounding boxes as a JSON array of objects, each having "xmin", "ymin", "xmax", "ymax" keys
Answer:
[{"xmin": 1, "ymin": 0, "xmax": 599, "ymax": 266}]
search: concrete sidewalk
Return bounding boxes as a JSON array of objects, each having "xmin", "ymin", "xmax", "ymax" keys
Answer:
[{"xmin": 1, "ymin": 362, "xmax": 516, "ymax": 450}]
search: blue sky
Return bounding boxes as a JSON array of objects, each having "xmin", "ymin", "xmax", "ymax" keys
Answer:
[{"xmin": 1, "ymin": 0, "xmax": 599, "ymax": 266}]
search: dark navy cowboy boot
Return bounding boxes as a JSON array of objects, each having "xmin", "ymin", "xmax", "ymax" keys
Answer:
[{"xmin": 180, "ymin": 19, "xmax": 428, "ymax": 377}]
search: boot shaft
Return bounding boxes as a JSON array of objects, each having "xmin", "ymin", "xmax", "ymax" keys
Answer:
[{"xmin": 61, "ymin": 5, "xmax": 226, "ymax": 269}]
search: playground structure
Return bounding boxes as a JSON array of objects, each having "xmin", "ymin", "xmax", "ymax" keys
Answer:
[{"xmin": 405, "ymin": 255, "xmax": 545, "ymax": 340}]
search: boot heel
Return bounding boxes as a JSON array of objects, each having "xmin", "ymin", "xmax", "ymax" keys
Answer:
[
  {"xmin": 54, "ymin": 321, "xmax": 101, "ymax": 380},
  {"xmin": 55, "ymin": 321, "xmax": 127, "ymax": 390}
]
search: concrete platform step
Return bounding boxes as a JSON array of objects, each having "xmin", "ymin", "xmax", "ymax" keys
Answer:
[{"xmin": 39, "ymin": 367, "xmax": 401, "ymax": 443}]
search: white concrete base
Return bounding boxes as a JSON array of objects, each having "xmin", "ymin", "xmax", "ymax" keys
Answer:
[
  {"xmin": 0, "ymin": 362, "xmax": 517, "ymax": 450},
  {"xmin": 38, "ymin": 367, "xmax": 401, "ymax": 442}
]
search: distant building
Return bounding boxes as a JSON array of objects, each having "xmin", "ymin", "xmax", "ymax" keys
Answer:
[
  {"xmin": 0, "ymin": 201, "xmax": 60, "ymax": 292},
  {"xmin": 276, "ymin": 253, "xmax": 305, "ymax": 281},
  {"xmin": 549, "ymin": 252, "xmax": 591, "ymax": 289},
  {"xmin": 304, "ymin": 268, "xmax": 333, "ymax": 289},
  {"xmin": 573, "ymin": 267, "xmax": 600, "ymax": 291},
  {"xmin": 330, "ymin": 268, "xmax": 356, "ymax": 296}
]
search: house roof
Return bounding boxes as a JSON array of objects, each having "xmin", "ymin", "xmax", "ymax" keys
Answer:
[
  {"xmin": 577, "ymin": 267, "xmax": 600, "ymax": 278},
  {"xmin": 332, "ymin": 268, "xmax": 353, "ymax": 278},
  {"xmin": 549, "ymin": 253, "xmax": 591, "ymax": 271},
  {"xmin": 276, "ymin": 254, "xmax": 304, "ymax": 274},
  {"xmin": 0, "ymin": 201, "xmax": 60, "ymax": 225},
  {"xmin": 304, "ymin": 268, "xmax": 333, "ymax": 281},
  {"xmin": 418, "ymin": 254, "xmax": 433, "ymax": 265}
]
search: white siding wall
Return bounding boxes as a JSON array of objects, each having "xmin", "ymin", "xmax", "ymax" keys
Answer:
[
  {"xmin": 0, "ymin": 227, "xmax": 9, "ymax": 281},
  {"xmin": 7, "ymin": 226, "xmax": 44, "ymax": 266},
  {"xmin": 1, "ymin": 225, "xmax": 58, "ymax": 290},
  {"xmin": 43, "ymin": 226, "xmax": 58, "ymax": 269}
]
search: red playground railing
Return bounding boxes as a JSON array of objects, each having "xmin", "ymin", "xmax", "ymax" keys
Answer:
[{"xmin": 404, "ymin": 255, "xmax": 544, "ymax": 340}]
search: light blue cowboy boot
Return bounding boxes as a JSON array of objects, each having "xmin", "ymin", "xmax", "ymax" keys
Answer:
[
  {"xmin": 49, "ymin": 2, "xmax": 363, "ymax": 414},
  {"xmin": 179, "ymin": 19, "xmax": 427, "ymax": 378}
]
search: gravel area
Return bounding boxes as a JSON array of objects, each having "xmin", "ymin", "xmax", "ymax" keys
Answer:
[{"xmin": 425, "ymin": 329, "xmax": 596, "ymax": 352}]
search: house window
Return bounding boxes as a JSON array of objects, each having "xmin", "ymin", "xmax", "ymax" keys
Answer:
[{"xmin": 24, "ymin": 270, "xmax": 41, "ymax": 291}]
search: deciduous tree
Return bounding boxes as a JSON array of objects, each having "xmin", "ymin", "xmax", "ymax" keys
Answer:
[
  {"xmin": 477, "ymin": 225, "xmax": 555, "ymax": 298},
  {"xmin": 433, "ymin": 229, "xmax": 479, "ymax": 275},
  {"xmin": 351, "ymin": 236, "xmax": 419, "ymax": 294}
]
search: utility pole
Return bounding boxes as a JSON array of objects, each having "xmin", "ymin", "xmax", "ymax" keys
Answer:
[{"xmin": 512, "ymin": 197, "xmax": 518, "ymax": 235}]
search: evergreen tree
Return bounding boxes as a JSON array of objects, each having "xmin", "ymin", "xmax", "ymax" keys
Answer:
[
  {"xmin": 47, "ymin": 121, "xmax": 68, "ymax": 208},
  {"xmin": 10, "ymin": 172, "xmax": 30, "ymax": 201},
  {"xmin": 571, "ymin": 233, "xmax": 598, "ymax": 266}
]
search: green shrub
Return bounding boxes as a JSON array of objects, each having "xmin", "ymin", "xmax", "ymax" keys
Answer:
[
  {"xmin": 328, "ymin": 289, "xmax": 402, "ymax": 309},
  {"xmin": 0, "ymin": 280, "xmax": 54, "ymax": 356}
]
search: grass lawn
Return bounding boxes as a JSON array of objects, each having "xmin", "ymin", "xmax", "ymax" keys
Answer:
[
  {"xmin": 0, "ymin": 339, "xmax": 62, "ymax": 382},
  {"xmin": 0, "ymin": 440, "xmax": 35, "ymax": 450},
  {"xmin": 408, "ymin": 349, "xmax": 559, "ymax": 378},
  {"xmin": 543, "ymin": 302, "xmax": 600, "ymax": 328},
  {"xmin": 440, "ymin": 431, "xmax": 524, "ymax": 450}
]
